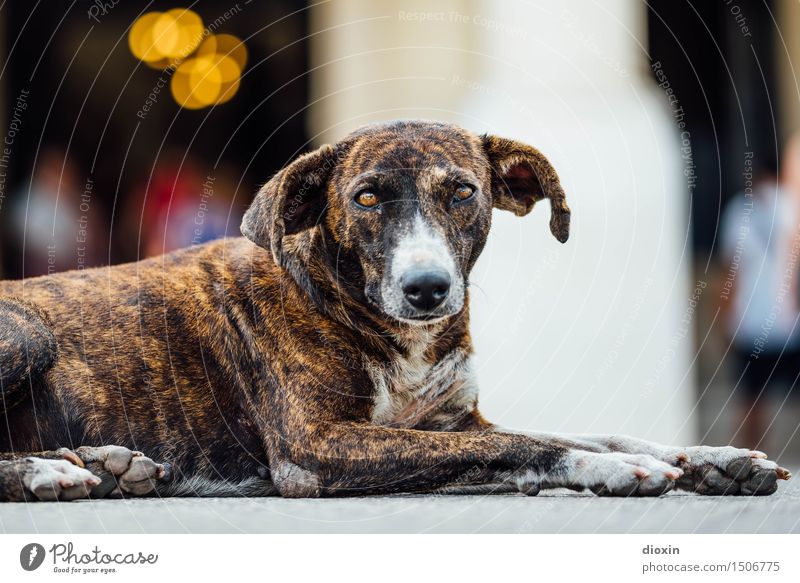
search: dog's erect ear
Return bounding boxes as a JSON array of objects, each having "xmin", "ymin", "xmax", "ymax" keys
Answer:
[
  {"xmin": 482, "ymin": 135, "xmax": 571, "ymax": 243},
  {"xmin": 241, "ymin": 144, "xmax": 337, "ymax": 265}
]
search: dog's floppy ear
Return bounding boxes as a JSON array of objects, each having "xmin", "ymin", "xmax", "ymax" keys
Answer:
[
  {"xmin": 482, "ymin": 135, "xmax": 571, "ymax": 243},
  {"xmin": 241, "ymin": 144, "xmax": 337, "ymax": 265}
]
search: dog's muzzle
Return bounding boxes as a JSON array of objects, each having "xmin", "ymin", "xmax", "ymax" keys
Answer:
[{"xmin": 380, "ymin": 214, "xmax": 464, "ymax": 323}]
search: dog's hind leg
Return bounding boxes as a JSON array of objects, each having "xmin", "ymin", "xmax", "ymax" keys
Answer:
[
  {"xmin": 0, "ymin": 296, "xmax": 82, "ymax": 501},
  {"xmin": 70, "ymin": 445, "xmax": 172, "ymax": 498},
  {"xmin": 0, "ymin": 298, "xmax": 173, "ymax": 502},
  {"xmin": 0, "ymin": 446, "xmax": 172, "ymax": 501},
  {"xmin": 0, "ymin": 450, "xmax": 101, "ymax": 501},
  {"xmin": 0, "ymin": 296, "xmax": 58, "ymax": 413}
]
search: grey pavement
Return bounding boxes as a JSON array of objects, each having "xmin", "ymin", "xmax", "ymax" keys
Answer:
[{"xmin": 2, "ymin": 473, "xmax": 799, "ymax": 533}]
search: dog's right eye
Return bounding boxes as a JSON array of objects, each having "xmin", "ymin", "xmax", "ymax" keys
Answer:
[{"xmin": 355, "ymin": 191, "xmax": 379, "ymax": 208}]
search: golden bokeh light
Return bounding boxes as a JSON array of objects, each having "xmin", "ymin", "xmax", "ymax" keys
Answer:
[
  {"xmin": 152, "ymin": 9, "xmax": 204, "ymax": 60},
  {"xmin": 171, "ymin": 55, "xmax": 241, "ymax": 110},
  {"xmin": 128, "ymin": 12, "xmax": 166, "ymax": 63},
  {"xmin": 128, "ymin": 8, "xmax": 246, "ymax": 109},
  {"xmin": 197, "ymin": 34, "xmax": 248, "ymax": 72}
]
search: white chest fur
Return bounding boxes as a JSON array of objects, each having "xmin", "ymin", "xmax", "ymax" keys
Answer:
[{"xmin": 367, "ymin": 337, "xmax": 477, "ymax": 427}]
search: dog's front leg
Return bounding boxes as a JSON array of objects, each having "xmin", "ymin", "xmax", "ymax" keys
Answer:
[
  {"xmin": 263, "ymin": 422, "xmax": 685, "ymax": 497},
  {"xmin": 500, "ymin": 431, "xmax": 791, "ymax": 495}
]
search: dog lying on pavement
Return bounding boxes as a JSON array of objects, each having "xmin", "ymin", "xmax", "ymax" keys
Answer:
[{"xmin": 0, "ymin": 120, "xmax": 791, "ymax": 501}]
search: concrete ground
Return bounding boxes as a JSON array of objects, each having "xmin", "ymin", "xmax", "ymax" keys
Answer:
[{"xmin": 2, "ymin": 472, "xmax": 798, "ymax": 534}]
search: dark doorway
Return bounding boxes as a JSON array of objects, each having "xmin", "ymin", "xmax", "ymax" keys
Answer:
[{"xmin": 647, "ymin": 0, "xmax": 779, "ymax": 257}]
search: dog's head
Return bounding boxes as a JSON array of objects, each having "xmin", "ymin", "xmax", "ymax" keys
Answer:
[{"xmin": 242, "ymin": 120, "xmax": 570, "ymax": 325}]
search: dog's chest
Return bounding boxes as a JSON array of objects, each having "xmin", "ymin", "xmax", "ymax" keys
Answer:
[{"xmin": 367, "ymin": 343, "xmax": 469, "ymax": 427}]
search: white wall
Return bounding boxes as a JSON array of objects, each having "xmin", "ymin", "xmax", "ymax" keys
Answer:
[{"xmin": 309, "ymin": 0, "xmax": 697, "ymax": 445}]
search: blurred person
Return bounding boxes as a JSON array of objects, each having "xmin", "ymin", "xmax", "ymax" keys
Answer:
[
  {"xmin": 148, "ymin": 156, "xmax": 201, "ymax": 258},
  {"xmin": 122, "ymin": 156, "xmax": 243, "ymax": 259},
  {"xmin": 8, "ymin": 148, "xmax": 106, "ymax": 278},
  {"xmin": 188, "ymin": 162, "xmax": 245, "ymax": 246},
  {"xmin": 720, "ymin": 149, "xmax": 800, "ymax": 448}
]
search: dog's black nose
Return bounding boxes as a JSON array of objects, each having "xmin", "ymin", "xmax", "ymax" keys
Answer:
[{"xmin": 401, "ymin": 269, "xmax": 451, "ymax": 311}]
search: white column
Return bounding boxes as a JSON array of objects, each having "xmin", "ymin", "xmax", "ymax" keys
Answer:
[
  {"xmin": 309, "ymin": 0, "xmax": 696, "ymax": 445},
  {"xmin": 776, "ymin": 0, "xmax": 800, "ymax": 143}
]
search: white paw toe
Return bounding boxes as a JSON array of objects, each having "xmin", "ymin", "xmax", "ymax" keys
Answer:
[
  {"xmin": 567, "ymin": 451, "xmax": 680, "ymax": 497},
  {"xmin": 25, "ymin": 458, "xmax": 100, "ymax": 501}
]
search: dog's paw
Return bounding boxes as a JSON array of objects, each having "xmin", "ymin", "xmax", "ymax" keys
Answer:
[
  {"xmin": 670, "ymin": 446, "xmax": 791, "ymax": 496},
  {"xmin": 69, "ymin": 446, "xmax": 171, "ymax": 498},
  {"xmin": 23, "ymin": 457, "xmax": 101, "ymax": 501},
  {"xmin": 552, "ymin": 451, "xmax": 683, "ymax": 497}
]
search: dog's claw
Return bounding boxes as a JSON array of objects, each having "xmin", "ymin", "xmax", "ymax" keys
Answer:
[
  {"xmin": 157, "ymin": 462, "xmax": 173, "ymax": 482},
  {"xmin": 58, "ymin": 448, "xmax": 85, "ymax": 468},
  {"xmin": 777, "ymin": 467, "xmax": 792, "ymax": 480}
]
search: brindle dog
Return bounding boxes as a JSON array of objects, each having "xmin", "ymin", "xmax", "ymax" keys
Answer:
[{"xmin": 0, "ymin": 121, "xmax": 791, "ymax": 501}]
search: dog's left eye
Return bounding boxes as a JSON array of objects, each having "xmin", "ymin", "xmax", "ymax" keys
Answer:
[
  {"xmin": 453, "ymin": 184, "xmax": 475, "ymax": 203},
  {"xmin": 355, "ymin": 191, "xmax": 379, "ymax": 208}
]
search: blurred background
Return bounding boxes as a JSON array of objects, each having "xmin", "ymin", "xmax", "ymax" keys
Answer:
[{"xmin": 1, "ymin": 0, "xmax": 799, "ymax": 460}]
